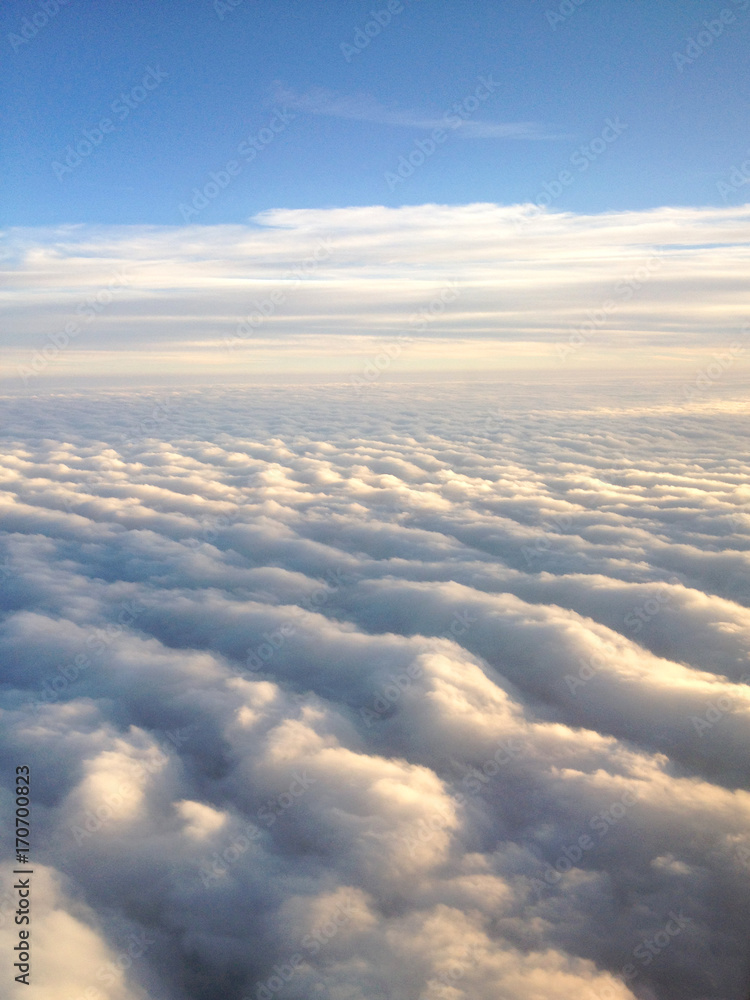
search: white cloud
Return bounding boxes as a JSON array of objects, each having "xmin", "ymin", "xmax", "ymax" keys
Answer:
[
  {"xmin": 270, "ymin": 84, "xmax": 561, "ymax": 139},
  {"xmin": 0, "ymin": 382, "xmax": 749, "ymax": 997},
  {"xmin": 2, "ymin": 203, "xmax": 749, "ymax": 382}
]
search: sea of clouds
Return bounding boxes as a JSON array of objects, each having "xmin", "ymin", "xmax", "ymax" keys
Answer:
[{"xmin": 0, "ymin": 379, "xmax": 749, "ymax": 1000}]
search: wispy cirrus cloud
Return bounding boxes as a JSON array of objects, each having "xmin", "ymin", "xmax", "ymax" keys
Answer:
[{"xmin": 271, "ymin": 83, "xmax": 566, "ymax": 140}]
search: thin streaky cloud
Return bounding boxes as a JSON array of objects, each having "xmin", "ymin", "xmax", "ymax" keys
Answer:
[{"xmin": 271, "ymin": 84, "xmax": 568, "ymax": 140}]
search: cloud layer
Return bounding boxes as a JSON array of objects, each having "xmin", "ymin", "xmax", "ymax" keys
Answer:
[
  {"xmin": 1, "ymin": 381, "xmax": 749, "ymax": 999},
  {"xmin": 2, "ymin": 203, "xmax": 749, "ymax": 382}
]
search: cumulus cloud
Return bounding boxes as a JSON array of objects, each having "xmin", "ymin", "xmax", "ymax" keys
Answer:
[{"xmin": 1, "ymin": 381, "xmax": 749, "ymax": 999}]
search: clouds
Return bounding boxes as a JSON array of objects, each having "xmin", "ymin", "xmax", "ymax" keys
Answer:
[
  {"xmin": 0, "ymin": 381, "xmax": 749, "ymax": 998},
  {"xmin": 270, "ymin": 83, "xmax": 560, "ymax": 139},
  {"xmin": 2, "ymin": 202, "xmax": 749, "ymax": 382},
  {"xmin": 0, "ymin": 864, "xmax": 153, "ymax": 1000}
]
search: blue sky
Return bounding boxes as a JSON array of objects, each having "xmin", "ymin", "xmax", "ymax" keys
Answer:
[
  {"xmin": 3, "ymin": 0, "xmax": 750, "ymax": 226},
  {"xmin": 2, "ymin": 0, "xmax": 749, "ymax": 384}
]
